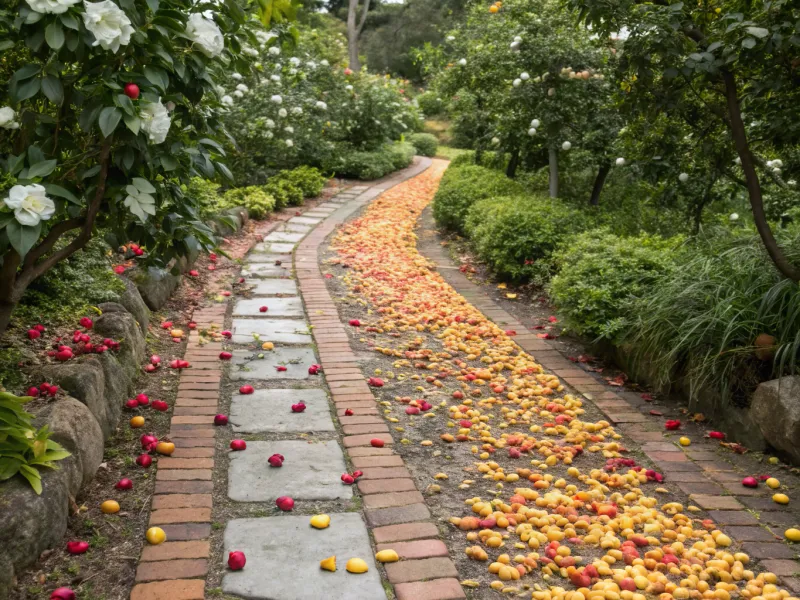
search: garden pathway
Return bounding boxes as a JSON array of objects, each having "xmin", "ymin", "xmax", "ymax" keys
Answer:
[{"xmin": 130, "ymin": 158, "xmax": 800, "ymax": 600}]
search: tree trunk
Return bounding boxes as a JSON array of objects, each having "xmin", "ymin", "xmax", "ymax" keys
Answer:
[
  {"xmin": 548, "ymin": 147, "xmax": 559, "ymax": 198},
  {"xmin": 589, "ymin": 161, "xmax": 610, "ymax": 206},
  {"xmin": 347, "ymin": 0, "xmax": 371, "ymax": 72},
  {"xmin": 506, "ymin": 148, "xmax": 520, "ymax": 178},
  {"xmin": 722, "ymin": 70, "xmax": 800, "ymax": 282}
]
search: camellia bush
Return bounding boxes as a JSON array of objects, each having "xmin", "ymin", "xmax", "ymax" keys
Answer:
[{"xmin": 0, "ymin": 0, "xmax": 261, "ymax": 334}]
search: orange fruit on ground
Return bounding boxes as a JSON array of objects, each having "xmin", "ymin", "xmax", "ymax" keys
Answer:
[
  {"xmin": 156, "ymin": 441, "xmax": 175, "ymax": 455},
  {"xmin": 130, "ymin": 416, "xmax": 145, "ymax": 428},
  {"xmin": 146, "ymin": 527, "xmax": 167, "ymax": 544},
  {"xmin": 101, "ymin": 500, "xmax": 120, "ymax": 514}
]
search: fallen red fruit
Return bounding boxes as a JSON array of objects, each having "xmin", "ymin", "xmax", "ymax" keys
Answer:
[
  {"xmin": 151, "ymin": 400, "xmax": 168, "ymax": 411},
  {"xmin": 239, "ymin": 385, "xmax": 254, "ymax": 395},
  {"xmin": 221, "ymin": 330, "xmax": 232, "ymax": 338},
  {"xmin": 291, "ymin": 403, "xmax": 306, "ymax": 413},
  {"xmin": 79, "ymin": 317, "xmax": 93, "ymax": 329},
  {"xmin": 66, "ymin": 540, "xmax": 89, "ymax": 555},
  {"xmin": 349, "ymin": 319, "xmax": 360, "ymax": 327},
  {"xmin": 665, "ymin": 419, "xmax": 681, "ymax": 430},
  {"xmin": 188, "ymin": 270, "xmax": 199, "ymax": 277},
  {"xmin": 150, "ymin": 355, "xmax": 161, "ymax": 365},
  {"xmin": 219, "ymin": 351, "xmax": 232, "ymax": 360},
  {"xmin": 259, "ymin": 306, "xmax": 268, "ymax": 313},
  {"xmin": 352, "ymin": 470, "xmax": 363, "ymax": 479},
  {"xmin": 508, "ymin": 447, "xmax": 521, "ymax": 459},
  {"xmin": 27, "ymin": 386, "xmax": 40, "ymax": 397},
  {"xmin": 368, "ymin": 377, "xmax": 384, "ymax": 387},
  {"xmin": 230, "ymin": 439, "xmax": 247, "ymax": 451},
  {"xmin": 161, "ymin": 321, "xmax": 173, "ymax": 329},
  {"xmin": 140, "ymin": 434, "xmax": 158, "ymax": 448},
  {"xmin": 276, "ymin": 365, "xmax": 287, "ymax": 372},
  {"xmin": 228, "ymin": 551, "xmax": 246, "ymax": 571},
  {"xmin": 136, "ymin": 393, "xmax": 149, "ymax": 406},
  {"xmin": 144, "ymin": 364, "xmax": 157, "ymax": 373},
  {"xmin": 742, "ymin": 476, "xmax": 758, "ymax": 488},
  {"xmin": 50, "ymin": 588, "xmax": 76, "ymax": 600},
  {"xmin": 55, "ymin": 349, "xmax": 73, "ymax": 361},
  {"xmin": 115, "ymin": 478, "xmax": 133, "ymax": 490},
  {"xmin": 370, "ymin": 438, "xmax": 385, "ymax": 448},
  {"xmin": 268, "ymin": 453, "xmax": 284, "ymax": 467},
  {"xmin": 344, "ymin": 409, "xmax": 354, "ymax": 416},
  {"xmin": 308, "ymin": 364, "xmax": 321, "ymax": 375},
  {"xmin": 136, "ymin": 454, "xmax": 153, "ymax": 468},
  {"xmin": 27, "ymin": 329, "xmax": 41, "ymax": 340},
  {"xmin": 214, "ymin": 414, "xmax": 229, "ymax": 426},
  {"xmin": 708, "ymin": 431, "xmax": 725, "ymax": 439},
  {"xmin": 341, "ymin": 473, "xmax": 355, "ymax": 484},
  {"xmin": 276, "ymin": 496, "xmax": 294, "ymax": 511}
]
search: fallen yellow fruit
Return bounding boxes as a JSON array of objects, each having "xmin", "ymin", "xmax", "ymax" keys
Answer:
[
  {"xmin": 345, "ymin": 558, "xmax": 369, "ymax": 573},
  {"xmin": 100, "ymin": 500, "xmax": 120, "ymax": 514},
  {"xmin": 130, "ymin": 416, "xmax": 145, "ymax": 428},
  {"xmin": 262, "ymin": 342, "xmax": 274, "ymax": 350},
  {"xmin": 773, "ymin": 493, "xmax": 789, "ymax": 505},
  {"xmin": 679, "ymin": 437, "xmax": 691, "ymax": 446},
  {"xmin": 146, "ymin": 527, "xmax": 166, "ymax": 544},
  {"xmin": 769, "ymin": 456, "xmax": 779, "ymax": 464},
  {"xmin": 766, "ymin": 477, "xmax": 780, "ymax": 489},
  {"xmin": 785, "ymin": 528, "xmax": 800, "ymax": 542},
  {"xmin": 310, "ymin": 514, "xmax": 331, "ymax": 529},
  {"xmin": 375, "ymin": 549, "xmax": 399, "ymax": 563},
  {"xmin": 320, "ymin": 556, "xmax": 336, "ymax": 572}
]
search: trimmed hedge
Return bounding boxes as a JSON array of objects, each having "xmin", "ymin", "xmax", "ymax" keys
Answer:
[
  {"xmin": 549, "ymin": 230, "xmax": 681, "ymax": 341},
  {"xmin": 221, "ymin": 186, "xmax": 276, "ymax": 219},
  {"xmin": 264, "ymin": 179, "xmax": 304, "ymax": 209},
  {"xmin": 464, "ymin": 195, "xmax": 588, "ymax": 282},
  {"xmin": 408, "ymin": 133, "xmax": 438, "ymax": 157},
  {"xmin": 333, "ymin": 142, "xmax": 415, "ymax": 180},
  {"xmin": 432, "ymin": 165, "xmax": 525, "ymax": 234},
  {"xmin": 275, "ymin": 166, "xmax": 327, "ymax": 198}
]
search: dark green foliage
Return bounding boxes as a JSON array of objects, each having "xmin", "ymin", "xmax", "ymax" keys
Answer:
[
  {"xmin": 432, "ymin": 165, "xmax": 525, "ymax": 234},
  {"xmin": 220, "ymin": 187, "xmax": 276, "ymax": 219},
  {"xmin": 331, "ymin": 142, "xmax": 414, "ymax": 180},
  {"xmin": 275, "ymin": 166, "xmax": 327, "ymax": 198},
  {"xmin": 549, "ymin": 230, "xmax": 682, "ymax": 342},
  {"xmin": 264, "ymin": 179, "xmax": 304, "ymax": 209},
  {"xmin": 464, "ymin": 195, "xmax": 588, "ymax": 282},
  {"xmin": 408, "ymin": 133, "xmax": 438, "ymax": 157},
  {"xmin": 184, "ymin": 178, "xmax": 222, "ymax": 220}
]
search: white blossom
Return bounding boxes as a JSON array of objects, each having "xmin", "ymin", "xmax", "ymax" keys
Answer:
[
  {"xmin": 615, "ymin": 157, "xmax": 626, "ymax": 166},
  {"xmin": 235, "ymin": 83, "xmax": 249, "ymax": 93},
  {"xmin": 291, "ymin": 107, "xmax": 303, "ymax": 115},
  {"xmin": 265, "ymin": 119, "xmax": 275, "ymax": 129},
  {"xmin": 270, "ymin": 74, "xmax": 281, "ymax": 82},
  {"xmin": 0, "ymin": 107, "xmax": 19, "ymax": 130},
  {"xmin": 530, "ymin": 119, "xmax": 540, "ymax": 128},
  {"xmin": 3, "ymin": 184, "xmax": 55, "ymax": 226},
  {"xmin": 520, "ymin": 72, "xmax": 529, "ymax": 81},
  {"xmin": 458, "ymin": 58, "xmax": 467, "ymax": 66},
  {"xmin": 265, "ymin": 130, "xmax": 273, "ymax": 139},
  {"xmin": 285, "ymin": 139, "xmax": 293, "ymax": 147},
  {"xmin": 233, "ymin": 90, "xmax": 243, "ymax": 98},
  {"xmin": 255, "ymin": 30, "xmax": 276, "ymax": 45},
  {"xmin": 278, "ymin": 108, "xmax": 288, "ymax": 118},
  {"xmin": 232, "ymin": 72, "xmax": 243, "ymax": 81},
  {"xmin": 242, "ymin": 45, "xmax": 259, "ymax": 57},
  {"xmin": 270, "ymin": 94, "xmax": 283, "ymax": 104},
  {"xmin": 185, "ymin": 13, "xmax": 224, "ymax": 58},
  {"xmin": 268, "ymin": 46, "xmax": 280, "ymax": 56},
  {"xmin": 729, "ymin": 213, "xmax": 739, "ymax": 221},
  {"xmin": 491, "ymin": 137, "xmax": 500, "ymax": 145},
  {"xmin": 446, "ymin": 35, "xmax": 455, "ymax": 41},
  {"xmin": 284, "ymin": 125, "xmax": 294, "ymax": 134},
  {"xmin": 562, "ymin": 141, "xmax": 572, "ymax": 151},
  {"xmin": 315, "ymin": 101, "xmax": 327, "ymax": 110},
  {"xmin": 547, "ymin": 88, "xmax": 555, "ymax": 96},
  {"xmin": 25, "ymin": 0, "xmax": 79, "ymax": 14},
  {"xmin": 289, "ymin": 57, "xmax": 301, "ymax": 66},
  {"xmin": 82, "ymin": 1, "xmax": 133, "ymax": 53},
  {"xmin": 289, "ymin": 68, "xmax": 297, "ymax": 75},
  {"xmin": 679, "ymin": 172, "xmax": 689, "ymax": 183},
  {"xmin": 513, "ymin": 79, "xmax": 521, "ymax": 87},
  {"xmin": 787, "ymin": 180, "xmax": 797, "ymax": 187},
  {"xmin": 124, "ymin": 178, "xmax": 157, "ymax": 222},
  {"xmin": 140, "ymin": 100, "xmax": 171, "ymax": 144},
  {"xmin": 527, "ymin": 128, "xmax": 537, "ymax": 136},
  {"xmin": 320, "ymin": 59, "xmax": 329, "ymax": 66},
  {"xmin": 345, "ymin": 85, "xmax": 354, "ymax": 91},
  {"xmin": 221, "ymin": 95, "xmax": 234, "ymax": 106}
]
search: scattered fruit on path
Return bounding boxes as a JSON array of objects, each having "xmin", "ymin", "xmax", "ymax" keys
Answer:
[
  {"xmin": 345, "ymin": 558, "xmax": 368, "ymax": 573},
  {"xmin": 310, "ymin": 514, "xmax": 330, "ymax": 529},
  {"xmin": 129, "ymin": 416, "xmax": 145, "ymax": 428},
  {"xmin": 766, "ymin": 477, "xmax": 780, "ymax": 489},
  {"xmin": 375, "ymin": 549, "xmax": 399, "ymax": 563},
  {"xmin": 228, "ymin": 551, "xmax": 246, "ymax": 570},
  {"xmin": 146, "ymin": 527, "xmax": 166, "ymax": 545},
  {"xmin": 786, "ymin": 528, "xmax": 800, "ymax": 542},
  {"xmin": 100, "ymin": 500, "xmax": 120, "ymax": 514},
  {"xmin": 320, "ymin": 556, "xmax": 336, "ymax": 571},
  {"xmin": 773, "ymin": 493, "xmax": 789, "ymax": 504},
  {"xmin": 679, "ymin": 437, "xmax": 690, "ymax": 446}
]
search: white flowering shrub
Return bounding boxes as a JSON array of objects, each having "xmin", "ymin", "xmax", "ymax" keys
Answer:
[{"xmin": 0, "ymin": 0, "xmax": 258, "ymax": 332}]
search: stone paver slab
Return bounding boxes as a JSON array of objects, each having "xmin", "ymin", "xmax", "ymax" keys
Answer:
[
  {"xmin": 241, "ymin": 263, "xmax": 291, "ymax": 276},
  {"xmin": 301, "ymin": 211, "xmax": 330, "ymax": 218},
  {"xmin": 233, "ymin": 297, "xmax": 304, "ymax": 317},
  {"xmin": 231, "ymin": 318, "xmax": 311, "ymax": 345},
  {"xmin": 288, "ymin": 216, "xmax": 322, "ymax": 225},
  {"xmin": 228, "ymin": 440, "xmax": 351, "ymax": 501},
  {"xmin": 230, "ymin": 348, "xmax": 318, "ymax": 380},
  {"xmin": 252, "ymin": 242, "xmax": 296, "ymax": 254},
  {"xmin": 222, "ymin": 514, "xmax": 382, "ymax": 600},
  {"xmin": 280, "ymin": 223, "xmax": 313, "ymax": 233},
  {"xmin": 263, "ymin": 231, "xmax": 305, "ymax": 243},
  {"xmin": 246, "ymin": 279, "xmax": 298, "ymax": 296},
  {"xmin": 230, "ymin": 389, "xmax": 334, "ymax": 433}
]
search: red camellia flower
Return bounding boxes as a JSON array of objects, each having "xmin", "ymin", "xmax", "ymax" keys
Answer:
[
  {"xmin": 341, "ymin": 473, "xmax": 355, "ymax": 484},
  {"xmin": 664, "ymin": 420, "xmax": 681, "ymax": 430},
  {"xmin": 27, "ymin": 329, "xmax": 41, "ymax": 340},
  {"xmin": 349, "ymin": 319, "xmax": 360, "ymax": 327},
  {"xmin": 79, "ymin": 317, "xmax": 93, "ymax": 329},
  {"xmin": 291, "ymin": 403, "xmax": 306, "ymax": 413}
]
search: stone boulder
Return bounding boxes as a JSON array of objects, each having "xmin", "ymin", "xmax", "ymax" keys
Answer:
[
  {"xmin": 750, "ymin": 376, "xmax": 800, "ymax": 464},
  {"xmin": 93, "ymin": 306, "xmax": 146, "ymax": 384},
  {"xmin": 0, "ymin": 398, "xmax": 103, "ymax": 598},
  {"xmin": 114, "ymin": 276, "xmax": 150, "ymax": 334},
  {"xmin": 133, "ymin": 266, "xmax": 180, "ymax": 310}
]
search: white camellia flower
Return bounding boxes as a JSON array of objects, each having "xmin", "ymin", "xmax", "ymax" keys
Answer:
[
  {"xmin": 255, "ymin": 30, "xmax": 276, "ymax": 45},
  {"xmin": 679, "ymin": 172, "xmax": 689, "ymax": 182},
  {"xmin": 0, "ymin": 107, "xmax": 19, "ymax": 130},
  {"xmin": 233, "ymin": 90, "xmax": 243, "ymax": 98},
  {"xmin": 215, "ymin": 85, "xmax": 225, "ymax": 95},
  {"xmin": 4, "ymin": 184, "xmax": 56, "ymax": 226},
  {"xmin": 265, "ymin": 119, "xmax": 275, "ymax": 129},
  {"xmin": 787, "ymin": 180, "xmax": 796, "ymax": 187},
  {"xmin": 271, "ymin": 94, "xmax": 283, "ymax": 104},
  {"xmin": 284, "ymin": 126, "xmax": 294, "ymax": 134},
  {"xmin": 520, "ymin": 72, "xmax": 530, "ymax": 81},
  {"xmin": 268, "ymin": 46, "xmax": 280, "ymax": 56},
  {"xmin": 186, "ymin": 13, "xmax": 224, "ymax": 58},
  {"xmin": 289, "ymin": 68, "xmax": 298, "ymax": 75},
  {"xmin": 734, "ymin": 157, "xmax": 742, "ymax": 165},
  {"xmin": 124, "ymin": 178, "xmax": 157, "ymax": 222},
  {"xmin": 82, "ymin": 1, "xmax": 134, "ymax": 53},
  {"xmin": 242, "ymin": 45, "xmax": 258, "ymax": 57},
  {"xmin": 316, "ymin": 101, "xmax": 327, "ymax": 110},
  {"xmin": 285, "ymin": 139, "xmax": 293, "ymax": 147},
  {"xmin": 278, "ymin": 108, "xmax": 287, "ymax": 118},
  {"xmin": 270, "ymin": 74, "xmax": 281, "ymax": 82},
  {"xmin": 510, "ymin": 41, "xmax": 520, "ymax": 51},
  {"xmin": 562, "ymin": 141, "xmax": 572, "ymax": 151},
  {"xmin": 530, "ymin": 119, "xmax": 540, "ymax": 128},
  {"xmin": 345, "ymin": 85, "xmax": 354, "ymax": 91},
  {"xmin": 615, "ymin": 157, "xmax": 626, "ymax": 166},
  {"xmin": 25, "ymin": 0, "xmax": 79, "ymax": 14},
  {"xmin": 491, "ymin": 137, "xmax": 500, "ymax": 145},
  {"xmin": 513, "ymin": 79, "xmax": 521, "ymax": 87},
  {"xmin": 232, "ymin": 73, "xmax": 243, "ymax": 81},
  {"xmin": 446, "ymin": 35, "xmax": 455, "ymax": 41},
  {"xmin": 527, "ymin": 128, "xmax": 537, "ymax": 136},
  {"xmin": 221, "ymin": 95, "xmax": 234, "ymax": 106},
  {"xmin": 235, "ymin": 83, "xmax": 248, "ymax": 93},
  {"xmin": 140, "ymin": 100, "xmax": 171, "ymax": 144},
  {"xmin": 458, "ymin": 58, "xmax": 467, "ymax": 66},
  {"xmin": 291, "ymin": 107, "xmax": 303, "ymax": 115},
  {"xmin": 265, "ymin": 131, "xmax": 274, "ymax": 139},
  {"xmin": 290, "ymin": 57, "xmax": 301, "ymax": 66},
  {"xmin": 307, "ymin": 61, "xmax": 317, "ymax": 69},
  {"xmin": 320, "ymin": 60, "xmax": 329, "ymax": 66},
  {"xmin": 773, "ymin": 168, "xmax": 782, "ymax": 175},
  {"xmin": 730, "ymin": 213, "xmax": 739, "ymax": 221}
]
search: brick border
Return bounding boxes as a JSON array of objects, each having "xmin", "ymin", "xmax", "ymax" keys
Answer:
[{"xmin": 294, "ymin": 158, "xmax": 467, "ymax": 600}]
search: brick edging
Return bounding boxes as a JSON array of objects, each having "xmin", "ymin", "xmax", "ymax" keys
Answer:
[{"xmin": 294, "ymin": 159, "xmax": 467, "ymax": 600}]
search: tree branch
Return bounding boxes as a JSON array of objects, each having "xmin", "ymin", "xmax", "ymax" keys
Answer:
[
  {"xmin": 22, "ymin": 217, "xmax": 84, "ymax": 269},
  {"xmin": 356, "ymin": 0, "xmax": 371, "ymax": 35}
]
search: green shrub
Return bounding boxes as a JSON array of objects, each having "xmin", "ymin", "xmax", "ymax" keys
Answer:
[
  {"xmin": 416, "ymin": 91, "xmax": 444, "ymax": 117},
  {"xmin": 464, "ymin": 195, "xmax": 588, "ymax": 282},
  {"xmin": 624, "ymin": 230, "xmax": 800, "ymax": 409},
  {"xmin": 408, "ymin": 133, "xmax": 438, "ymax": 157},
  {"xmin": 549, "ymin": 230, "xmax": 681, "ymax": 342},
  {"xmin": 275, "ymin": 166, "xmax": 327, "ymax": 198},
  {"xmin": 449, "ymin": 151, "xmax": 477, "ymax": 168},
  {"xmin": 264, "ymin": 179, "xmax": 304, "ymax": 209},
  {"xmin": 432, "ymin": 165, "xmax": 525, "ymax": 234},
  {"xmin": 386, "ymin": 142, "xmax": 416, "ymax": 170},
  {"xmin": 220, "ymin": 187, "xmax": 276, "ymax": 219},
  {"xmin": 184, "ymin": 177, "xmax": 222, "ymax": 219}
]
